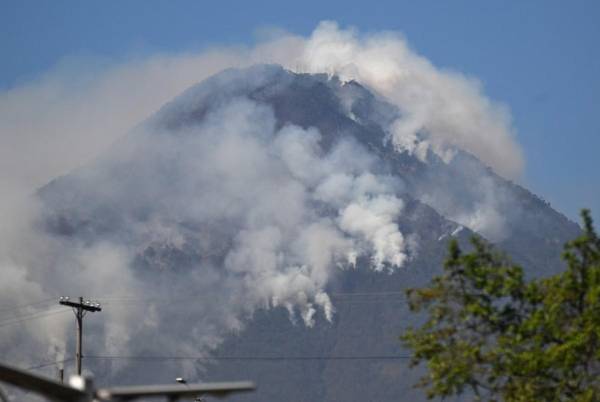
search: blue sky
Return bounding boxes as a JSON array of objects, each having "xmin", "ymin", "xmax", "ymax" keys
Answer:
[{"xmin": 1, "ymin": 0, "xmax": 599, "ymax": 223}]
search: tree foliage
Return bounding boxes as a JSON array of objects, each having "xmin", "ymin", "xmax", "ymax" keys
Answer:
[{"xmin": 401, "ymin": 210, "xmax": 600, "ymax": 401}]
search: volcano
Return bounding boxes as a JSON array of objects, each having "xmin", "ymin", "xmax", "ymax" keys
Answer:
[{"xmin": 37, "ymin": 65, "xmax": 579, "ymax": 401}]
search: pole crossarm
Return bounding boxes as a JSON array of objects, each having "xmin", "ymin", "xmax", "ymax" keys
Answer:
[{"xmin": 59, "ymin": 297, "xmax": 101, "ymax": 312}]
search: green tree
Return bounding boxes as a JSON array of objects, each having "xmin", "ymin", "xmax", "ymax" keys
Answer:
[{"xmin": 401, "ymin": 210, "xmax": 600, "ymax": 401}]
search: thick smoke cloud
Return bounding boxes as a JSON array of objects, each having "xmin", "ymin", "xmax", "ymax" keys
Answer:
[
  {"xmin": 298, "ymin": 21, "xmax": 523, "ymax": 179},
  {"xmin": 0, "ymin": 21, "xmax": 523, "ymax": 389},
  {"xmin": 0, "ymin": 93, "xmax": 407, "ymax": 387},
  {"xmin": 0, "ymin": 20, "xmax": 521, "ymax": 202},
  {"xmin": 0, "ymin": 36, "xmax": 303, "ymax": 201},
  {"xmin": 295, "ymin": 22, "xmax": 523, "ymax": 240}
]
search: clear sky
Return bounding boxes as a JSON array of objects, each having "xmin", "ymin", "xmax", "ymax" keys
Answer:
[{"xmin": 1, "ymin": 0, "xmax": 599, "ymax": 223}]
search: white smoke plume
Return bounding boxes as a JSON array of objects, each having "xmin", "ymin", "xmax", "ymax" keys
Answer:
[
  {"xmin": 297, "ymin": 21, "xmax": 523, "ymax": 179},
  {"xmin": 0, "ymin": 20, "xmax": 521, "ymax": 201},
  {"xmin": 294, "ymin": 21, "xmax": 524, "ymax": 240},
  {"xmin": 0, "ymin": 92, "xmax": 407, "ymax": 384},
  {"xmin": 0, "ymin": 20, "xmax": 523, "ymax": 382}
]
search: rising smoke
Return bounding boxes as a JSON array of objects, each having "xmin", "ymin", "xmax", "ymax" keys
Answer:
[
  {"xmin": 0, "ymin": 21, "xmax": 523, "ymax": 385},
  {"xmin": 299, "ymin": 21, "xmax": 523, "ymax": 180}
]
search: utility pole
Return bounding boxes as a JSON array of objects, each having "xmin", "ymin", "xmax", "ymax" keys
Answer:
[{"xmin": 59, "ymin": 297, "xmax": 101, "ymax": 375}]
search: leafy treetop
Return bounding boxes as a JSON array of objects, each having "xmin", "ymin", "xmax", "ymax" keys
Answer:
[{"xmin": 402, "ymin": 210, "xmax": 600, "ymax": 401}]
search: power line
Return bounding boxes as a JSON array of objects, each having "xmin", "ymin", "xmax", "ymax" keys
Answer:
[
  {"xmin": 25, "ymin": 358, "xmax": 74, "ymax": 371},
  {"xmin": 94, "ymin": 291, "xmax": 407, "ymax": 300},
  {"xmin": 84, "ymin": 355, "xmax": 411, "ymax": 362},
  {"xmin": 92, "ymin": 291, "xmax": 408, "ymax": 306},
  {"xmin": 0, "ymin": 291, "xmax": 407, "ymax": 330},
  {"xmin": 95, "ymin": 299, "xmax": 408, "ymax": 310},
  {"xmin": 331, "ymin": 291, "xmax": 407, "ymax": 297},
  {"xmin": 0, "ymin": 291, "xmax": 406, "ymax": 312},
  {"xmin": 0, "ymin": 307, "xmax": 68, "ymax": 324},
  {"xmin": 0, "ymin": 298, "xmax": 57, "ymax": 315},
  {"xmin": 13, "ymin": 294, "xmax": 405, "ymax": 333},
  {"xmin": 0, "ymin": 292, "xmax": 407, "ymax": 320},
  {"xmin": 0, "ymin": 292, "xmax": 407, "ymax": 318},
  {"xmin": 0, "ymin": 309, "xmax": 70, "ymax": 329}
]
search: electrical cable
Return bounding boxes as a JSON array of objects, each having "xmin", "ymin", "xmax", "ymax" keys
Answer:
[
  {"xmin": 0, "ymin": 309, "xmax": 70, "ymax": 329},
  {"xmin": 84, "ymin": 354, "xmax": 412, "ymax": 362},
  {"xmin": 0, "ymin": 291, "xmax": 408, "ymax": 329},
  {"xmin": 93, "ymin": 292, "xmax": 407, "ymax": 307},
  {"xmin": 25, "ymin": 358, "xmax": 74, "ymax": 371},
  {"xmin": 0, "ymin": 298, "xmax": 57, "ymax": 315}
]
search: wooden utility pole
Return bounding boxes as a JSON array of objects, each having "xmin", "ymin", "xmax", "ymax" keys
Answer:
[{"xmin": 58, "ymin": 297, "xmax": 101, "ymax": 375}]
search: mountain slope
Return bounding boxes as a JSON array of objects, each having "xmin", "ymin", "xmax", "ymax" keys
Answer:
[
  {"xmin": 37, "ymin": 64, "xmax": 580, "ymax": 401},
  {"xmin": 150, "ymin": 64, "xmax": 579, "ymax": 274}
]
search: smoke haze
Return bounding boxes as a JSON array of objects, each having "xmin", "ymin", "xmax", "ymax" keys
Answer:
[
  {"xmin": 0, "ymin": 21, "xmax": 521, "ymax": 201},
  {"xmin": 0, "ymin": 21, "xmax": 526, "ymax": 388}
]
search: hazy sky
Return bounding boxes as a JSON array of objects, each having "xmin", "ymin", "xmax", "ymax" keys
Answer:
[{"xmin": 1, "ymin": 0, "xmax": 598, "ymax": 222}]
